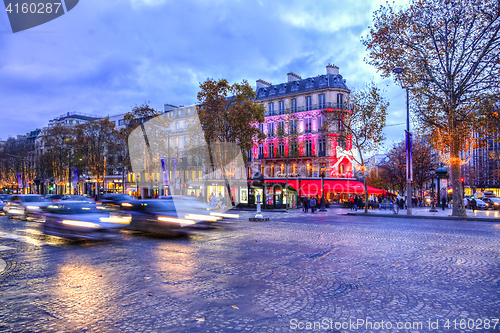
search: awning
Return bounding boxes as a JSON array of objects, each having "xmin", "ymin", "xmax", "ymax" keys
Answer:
[{"xmin": 261, "ymin": 179, "xmax": 386, "ymax": 196}]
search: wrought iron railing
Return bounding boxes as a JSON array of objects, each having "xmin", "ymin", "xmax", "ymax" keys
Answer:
[{"xmin": 265, "ymin": 102, "xmax": 350, "ymax": 117}]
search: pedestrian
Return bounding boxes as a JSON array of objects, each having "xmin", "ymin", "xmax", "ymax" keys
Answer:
[
  {"xmin": 353, "ymin": 196, "xmax": 358, "ymax": 211},
  {"xmin": 310, "ymin": 196, "xmax": 316, "ymax": 213},
  {"xmin": 441, "ymin": 196, "xmax": 446, "ymax": 211},
  {"xmin": 470, "ymin": 198, "xmax": 477, "ymax": 212},
  {"xmin": 305, "ymin": 196, "xmax": 310, "ymax": 213}
]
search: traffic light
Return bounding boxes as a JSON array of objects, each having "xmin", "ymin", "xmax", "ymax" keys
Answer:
[{"xmin": 460, "ymin": 178, "xmax": 464, "ymax": 183}]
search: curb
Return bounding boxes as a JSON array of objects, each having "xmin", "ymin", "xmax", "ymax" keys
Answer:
[{"xmin": 346, "ymin": 212, "xmax": 500, "ymax": 222}]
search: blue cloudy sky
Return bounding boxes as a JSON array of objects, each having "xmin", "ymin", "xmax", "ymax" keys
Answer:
[{"xmin": 1, "ymin": 0, "xmax": 409, "ymax": 151}]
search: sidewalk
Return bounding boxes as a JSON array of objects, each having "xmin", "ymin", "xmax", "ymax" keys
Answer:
[
  {"xmin": 231, "ymin": 206, "xmax": 500, "ymax": 222},
  {"xmin": 345, "ymin": 206, "xmax": 500, "ymax": 222}
]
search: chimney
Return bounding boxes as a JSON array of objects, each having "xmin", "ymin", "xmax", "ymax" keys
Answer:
[
  {"xmin": 256, "ymin": 79, "xmax": 272, "ymax": 90},
  {"xmin": 287, "ymin": 72, "xmax": 301, "ymax": 82},
  {"xmin": 326, "ymin": 63, "xmax": 339, "ymax": 75}
]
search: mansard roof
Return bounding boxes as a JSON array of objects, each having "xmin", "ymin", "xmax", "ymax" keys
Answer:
[{"xmin": 255, "ymin": 74, "xmax": 350, "ymax": 101}]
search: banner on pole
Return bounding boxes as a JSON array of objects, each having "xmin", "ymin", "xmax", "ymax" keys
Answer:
[
  {"xmin": 160, "ymin": 157, "xmax": 169, "ymax": 185},
  {"xmin": 172, "ymin": 158, "xmax": 177, "ymax": 178},
  {"xmin": 17, "ymin": 173, "xmax": 23, "ymax": 188},
  {"xmin": 73, "ymin": 168, "xmax": 79, "ymax": 187}
]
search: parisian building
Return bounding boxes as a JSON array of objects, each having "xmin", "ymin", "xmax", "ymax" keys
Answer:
[{"xmin": 249, "ymin": 64, "xmax": 361, "ymax": 207}]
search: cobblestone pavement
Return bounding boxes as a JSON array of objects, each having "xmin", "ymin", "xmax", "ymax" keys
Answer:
[{"xmin": 0, "ymin": 212, "xmax": 499, "ymax": 333}]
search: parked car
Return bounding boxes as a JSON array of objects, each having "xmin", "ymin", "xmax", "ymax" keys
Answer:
[
  {"xmin": 96, "ymin": 193, "xmax": 136, "ymax": 207},
  {"xmin": 40, "ymin": 201, "xmax": 128, "ymax": 240},
  {"xmin": 3, "ymin": 194, "xmax": 45, "ymax": 219},
  {"xmin": 111, "ymin": 199, "xmax": 196, "ymax": 235},
  {"xmin": 482, "ymin": 197, "xmax": 500, "ymax": 210},
  {"xmin": 472, "ymin": 199, "xmax": 487, "ymax": 210}
]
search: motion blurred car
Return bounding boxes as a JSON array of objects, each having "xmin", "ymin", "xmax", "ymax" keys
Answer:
[
  {"xmin": 61, "ymin": 195, "xmax": 95, "ymax": 203},
  {"xmin": 3, "ymin": 194, "xmax": 45, "ymax": 220},
  {"xmin": 40, "ymin": 201, "xmax": 129, "ymax": 240},
  {"xmin": 43, "ymin": 194, "xmax": 64, "ymax": 202},
  {"xmin": 482, "ymin": 197, "xmax": 500, "ymax": 210},
  {"xmin": 0, "ymin": 194, "xmax": 11, "ymax": 202},
  {"xmin": 96, "ymin": 193, "xmax": 136, "ymax": 207},
  {"xmin": 112, "ymin": 200, "xmax": 196, "ymax": 235}
]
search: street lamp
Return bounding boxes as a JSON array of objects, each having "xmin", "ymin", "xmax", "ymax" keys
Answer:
[
  {"xmin": 319, "ymin": 170, "xmax": 327, "ymax": 211},
  {"xmin": 392, "ymin": 67, "xmax": 413, "ymax": 216},
  {"xmin": 429, "ymin": 167, "xmax": 438, "ymax": 212}
]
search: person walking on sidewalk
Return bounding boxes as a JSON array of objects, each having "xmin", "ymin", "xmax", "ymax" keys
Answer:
[
  {"xmin": 310, "ymin": 197, "xmax": 317, "ymax": 213},
  {"xmin": 441, "ymin": 196, "xmax": 447, "ymax": 211},
  {"xmin": 470, "ymin": 198, "xmax": 477, "ymax": 212}
]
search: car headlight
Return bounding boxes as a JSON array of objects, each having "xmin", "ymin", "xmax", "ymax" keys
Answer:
[
  {"xmin": 158, "ymin": 216, "xmax": 195, "ymax": 226},
  {"xmin": 62, "ymin": 220, "xmax": 101, "ymax": 228},
  {"xmin": 99, "ymin": 216, "xmax": 131, "ymax": 224}
]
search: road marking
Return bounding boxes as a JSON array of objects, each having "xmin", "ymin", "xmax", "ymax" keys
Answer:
[
  {"xmin": 0, "ymin": 231, "xmax": 46, "ymax": 246},
  {"xmin": 0, "ymin": 246, "xmax": 16, "ymax": 252},
  {"xmin": 0, "ymin": 259, "xmax": 5, "ymax": 274}
]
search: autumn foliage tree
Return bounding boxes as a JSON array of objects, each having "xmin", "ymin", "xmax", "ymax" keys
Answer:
[
  {"xmin": 336, "ymin": 81, "xmax": 389, "ymax": 213},
  {"xmin": 363, "ymin": 0, "xmax": 500, "ymax": 216},
  {"xmin": 196, "ymin": 79, "xmax": 265, "ymax": 203}
]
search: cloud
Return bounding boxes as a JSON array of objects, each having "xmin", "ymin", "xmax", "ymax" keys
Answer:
[{"xmin": 0, "ymin": 0, "xmax": 409, "ymax": 152}]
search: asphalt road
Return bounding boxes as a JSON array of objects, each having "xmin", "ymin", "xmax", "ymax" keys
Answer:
[{"xmin": 1, "ymin": 211, "xmax": 499, "ymax": 332}]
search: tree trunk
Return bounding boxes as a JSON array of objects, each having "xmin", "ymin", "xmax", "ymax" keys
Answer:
[
  {"xmin": 450, "ymin": 142, "xmax": 466, "ymax": 217},
  {"xmin": 364, "ymin": 177, "xmax": 369, "ymax": 213}
]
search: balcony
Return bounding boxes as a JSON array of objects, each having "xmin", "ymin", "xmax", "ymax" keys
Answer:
[
  {"xmin": 264, "ymin": 102, "xmax": 350, "ymax": 117},
  {"xmin": 257, "ymin": 153, "xmax": 264, "ymax": 160}
]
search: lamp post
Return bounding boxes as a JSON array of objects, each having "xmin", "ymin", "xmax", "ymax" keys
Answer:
[
  {"xmin": 319, "ymin": 170, "xmax": 327, "ymax": 211},
  {"xmin": 392, "ymin": 67, "xmax": 413, "ymax": 215},
  {"xmin": 429, "ymin": 167, "xmax": 438, "ymax": 212}
]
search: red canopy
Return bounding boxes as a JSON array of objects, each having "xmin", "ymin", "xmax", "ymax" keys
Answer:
[{"xmin": 263, "ymin": 179, "xmax": 386, "ymax": 196}]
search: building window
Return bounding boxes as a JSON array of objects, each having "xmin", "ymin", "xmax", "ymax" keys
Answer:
[
  {"xmin": 259, "ymin": 144, "xmax": 264, "ymax": 159},
  {"xmin": 76, "ymin": 120, "xmax": 80, "ymax": 125},
  {"xmin": 259, "ymin": 123, "xmax": 264, "ymax": 134},
  {"xmin": 118, "ymin": 119, "xmax": 125, "ymax": 126},
  {"xmin": 290, "ymin": 119, "xmax": 297, "ymax": 134},
  {"xmin": 268, "ymin": 122, "xmax": 274, "ymax": 137},
  {"xmin": 279, "ymin": 101, "xmax": 285, "ymax": 114},
  {"xmin": 291, "ymin": 98, "xmax": 297, "ymax": 112},
  {"xmin": 278, "ymin": 141, "xmax": 285, "ymax": 157},
  {"xmin": 306, "ymin": 96, "xmax": 312, "ymax": 111},
  {"xmin": 268, "ymin": 102, "xmax": 275, "ymax": 115},
  {"xmin": 305, "ymin": 140, "xmax": 312, "ymax": 156},
  {"xmin": 278, "ymin": 121, "xmax": 285, "ymax": 135},
  {"xmin": 280, "ymin": 164, "xmax": 285, "ymax": 176},
  {"xmin": 260, "ymin": 164, "xmax": 265, "ymax": 175},
  {"xmin": 270, "ymin": 164, "xmax": 275, "ymax": 177},
  {"xmin": 184, "ymin": 137, "xmax": 188, "ymax": 148},
  {"xmin": 318, "ymin": 115, "xmax": 325, "ymax": 130},
  {"xmin": 304, "ymin": 118, "xmax": 312, "ymax": 133},
  {"xmin": 318, "ymin": 94, "xmax": 325, "ymax": 108},
  {"xmin": 306, "ymin": 163, "xmax": 312, "ymax": 177},
  {"xmin": 269, "ymin": 143, "xmax": 275, "ymax": 158},
  {"xmin": 292, "ymin": 164, "xmax": 297, "ymax": 176},
  {"xmin": 290, "ymin": 142, "xmax": 298, "ymax": 156},
  {"xmin": 175, "ymin": 122, "xmax": 179, "ymax": 130},
  {"xmin": 337, "ymin": 94, "xmax": 343, "ymax": 108},
  {"xmin": 69, "ymin": 120, "xmax": 73, "ymax": 125},
  {"xmin": 175, "ymin": 138, "xmax": 179, "ymax": 147},
  {"xmin": 319, "ymin": 139, "xmax": 326, "ymax": 155}
]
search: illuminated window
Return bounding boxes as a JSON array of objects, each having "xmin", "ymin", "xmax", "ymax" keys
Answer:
[
  {"xmin": 306, "ymin": 164, "xmax": 312, "ymax": 177},
  {"xmin": 292, "ymin": 164, "xmax": 297, "ymax": 175},
  {"xmin": 260, "ymin": 164, "xmax": 264, "ymax": 175},
  {"xmin": 280, "ymin": 164, "xmax": 285, "ymax": 176},
  {"xmin": 304, "ymin": 118, "xmax": 312, "ymax": 132},
  {"xmin": 270, "ymin": 164, "xmax": 275, "ymax": 177}
]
